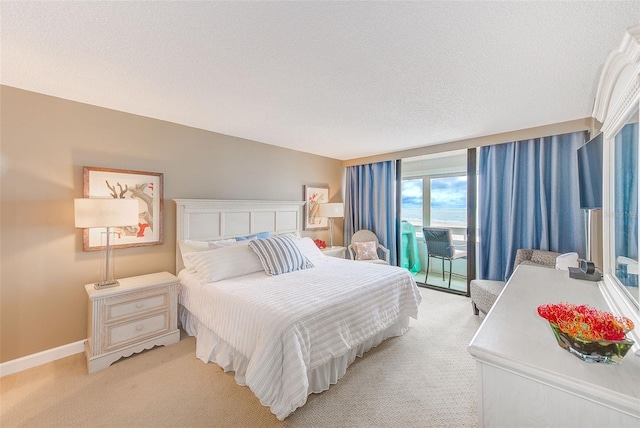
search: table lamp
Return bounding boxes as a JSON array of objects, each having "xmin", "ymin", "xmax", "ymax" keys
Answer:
[
  {"xmin": 75, "ymin": 198, "xmax": 139, "ymax": 289},
  {"xmin": 318, "ymin": 202, "xmax": 344, "ymax": 248}
]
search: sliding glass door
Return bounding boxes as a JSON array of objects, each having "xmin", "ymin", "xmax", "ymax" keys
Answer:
[{"xmin": 400, "ymin": 150, "xmax": 475, "ymax": 295}]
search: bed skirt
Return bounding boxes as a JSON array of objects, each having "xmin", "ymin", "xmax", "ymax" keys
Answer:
[{"xmin": 179, "ymin": 304, "xmax": 411, "ymax": 419}]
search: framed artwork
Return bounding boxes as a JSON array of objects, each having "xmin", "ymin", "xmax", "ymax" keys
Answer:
[
  {"xmin": 304, "ymin": 185, "xmax": 329, "ymax": 230},
  {"xmin": 83, "ymin": 166, "xmax": 164, "ymax": 251}
]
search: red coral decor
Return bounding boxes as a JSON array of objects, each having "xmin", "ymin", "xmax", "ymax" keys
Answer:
[
  {"xmin": 537, "ymin": 302, "xmax": 635, "ymax": 364},
  {"xmin": 313, "ymin": 239, "xmax": 327, "ymax": 249},
  {"xmin": 537, "ymin": 302, "xmax": 634, "ymax": 341}
]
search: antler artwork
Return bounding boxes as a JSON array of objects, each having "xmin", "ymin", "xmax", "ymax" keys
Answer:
[
  {"xmin": 105, "ymin": 180, "xmax": 128, "ymax": 199},
  {"xmin": 128, "ymin": 184, "xmax": 154, "ymax": 234},
  {"xmin": 104, "ymin": 180, "xmax": 155, "ymax": 237}
]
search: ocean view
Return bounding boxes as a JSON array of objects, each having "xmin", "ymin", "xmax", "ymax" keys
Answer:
[{"xmin": 402, "ymin": 206, "xmax": 466, "ymax": 227}]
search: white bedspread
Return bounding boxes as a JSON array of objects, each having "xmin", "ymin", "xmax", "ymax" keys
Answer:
[{"xmin": 179, "ymin": 255, "xmax": 422, "ymax": 419}]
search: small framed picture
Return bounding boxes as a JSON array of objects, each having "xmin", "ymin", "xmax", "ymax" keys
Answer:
[
  {"xmin": 304, "ymin": 185, "xmax": 329, "ymax": 230},
  {"xmin": 83, "ymin": 166, "xmax": 164, "ymax": 251}
]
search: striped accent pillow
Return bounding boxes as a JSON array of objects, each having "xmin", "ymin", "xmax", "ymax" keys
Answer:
[{"xmin": 249, "ymin": 235, "xmax": 313, "ymax": 275}]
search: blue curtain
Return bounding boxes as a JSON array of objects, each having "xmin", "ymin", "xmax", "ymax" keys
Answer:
[
  {"xmin": 478, "ymin": 131, "xmax": 587, "ymax": 281},
  {"xmin": 345, "ymin": 161, "xmax": 398, "ymax": 265},
  {"xmin": 615, "ymin": 122, "xmax": 638, "ymax": 260}
]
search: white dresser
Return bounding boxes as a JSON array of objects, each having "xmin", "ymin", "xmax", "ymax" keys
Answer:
[
  {"xmin": 468, "ymin": 265, "xmax": 640, "ymax": 427},
  {"xmin": 85, "ymin": 271, "xmax": 180, "ymax": 373}
]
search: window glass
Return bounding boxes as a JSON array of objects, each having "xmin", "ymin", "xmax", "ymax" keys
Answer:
[
  {"xmin": 430, "ymin": 176, "xmax": 467, "ymax": 228},
  {"xmin": 402, "ymin": 179, "xmax": 423, "ymax": 227},
  {"xmin": 400, "ymin": 151, "xmax": 471, "ymax": 294}
]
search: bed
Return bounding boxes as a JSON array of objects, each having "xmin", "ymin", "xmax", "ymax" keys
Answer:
[{"xmin": 175, "ymin": 199, "xmax": 422, "ymax": 420}]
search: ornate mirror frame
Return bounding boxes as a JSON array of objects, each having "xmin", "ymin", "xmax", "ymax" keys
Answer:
[{"xmin": 593, "ymin": 23, "xmax": 640, "ymax": 355}]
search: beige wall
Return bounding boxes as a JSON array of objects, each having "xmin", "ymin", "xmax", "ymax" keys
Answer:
[{"xmin": 0, "ymin": 86, "xmax": 344, "ymax": 362}]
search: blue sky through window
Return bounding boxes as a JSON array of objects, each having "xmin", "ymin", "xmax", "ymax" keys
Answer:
[
  {"xmin": 402, "ymin": 176, "xmax": 467, "ymax": 226},
  {"xmin": 430, "ymin": 176, "xmax": 467, "ymax": 208},
  {"xmin": 402, "ymin": 179, "xmax": 422, "ymax": 208},
  {"xmin": 402, "ymin": 177, "xmax": 467, "ymax": 208}
]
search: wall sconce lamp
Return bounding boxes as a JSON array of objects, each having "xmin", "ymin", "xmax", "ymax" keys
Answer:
[
  {"xmin": 74, "ymin": 198, "xmax": 139, "ymax": 289},
  {"xmin": 318, "ymin": 202, "xmax": 344, "ymax": 248}
]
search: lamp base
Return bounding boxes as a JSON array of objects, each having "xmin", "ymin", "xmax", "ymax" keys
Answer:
[
  {"xmin": 329, "ymin": 218, "xmax": 334, "ymax": 248},
  {"xmin": 94, "ymin": 280, "xmax": 120, "ymax": 290}
]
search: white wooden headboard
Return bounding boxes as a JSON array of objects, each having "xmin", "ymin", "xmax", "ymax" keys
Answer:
[{"xmin": 174, "ymin": 199, "xmax": 305, "ymax": 273}]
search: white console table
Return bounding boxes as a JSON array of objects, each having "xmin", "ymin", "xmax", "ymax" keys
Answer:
[{"xmin": 468, "ymin": 265, "xmax": 640, "ymax": 427}]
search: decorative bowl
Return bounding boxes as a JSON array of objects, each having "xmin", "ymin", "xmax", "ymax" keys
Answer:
[
  {"xmin": 547, "ymin": 322, "xmax": 634, "ymax": 364},
  {"xmin": 538, "ymin": 302, "xmax": 635, "ymax": 364}
]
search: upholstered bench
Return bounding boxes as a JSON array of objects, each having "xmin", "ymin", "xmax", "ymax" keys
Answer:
[
  {"xmin": 471, "ymin": 249, "xmax": 563, "ymax": 315},
  {"xmin": 470, "ymin": 279, "xmax": 506, "ymax": 315}
]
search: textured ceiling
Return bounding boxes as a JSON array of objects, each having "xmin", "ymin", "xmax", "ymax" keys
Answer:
[{"xmin": 2, "ymin": 2, "xmax": 639, "ymax": 160}]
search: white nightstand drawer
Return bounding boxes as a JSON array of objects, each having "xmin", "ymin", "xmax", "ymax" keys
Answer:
[
  {"xmin": 85, "ymin": 272, "xmax": 180, "ymax": 373},
  {"xmin": 106, "ymin": 292, "xmax": 169, "ymax": 322},
  {"xmin": 106, "ymin": 311, "xmax": 169, "ymax": 350}
]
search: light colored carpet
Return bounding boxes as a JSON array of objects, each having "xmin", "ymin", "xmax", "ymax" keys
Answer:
[{"xmin": 0, "ymin": 287, "xmax": 482, "ymax": 427}]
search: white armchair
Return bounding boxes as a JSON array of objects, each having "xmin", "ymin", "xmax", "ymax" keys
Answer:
[{"xmin": 348, "ymin": 230, "xmax": 390, "ymax": 264}]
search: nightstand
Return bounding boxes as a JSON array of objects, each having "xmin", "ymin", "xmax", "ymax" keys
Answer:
[
  {"xmin": 321, "ymin": 246, "xmax": 346, "ymax": 258},
  {"xmin": 84, "ymin": 271, "xmax": 180, "ymax": 374}
]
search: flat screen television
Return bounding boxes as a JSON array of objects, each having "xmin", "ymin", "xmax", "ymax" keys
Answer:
[{"xmin": 577, "ymin": 132, "xmax": 603, "ymax": 210}]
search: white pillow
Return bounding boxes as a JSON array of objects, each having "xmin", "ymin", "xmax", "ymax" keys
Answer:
[
  {"xmin": 208, "ymin": 238, "xmax": 240, "ymax": 248},
  {"xmin": 208, "ymin": 234, "xmax": 270, "ymax": 248},
  {"xmin": 249, "ymin": 235, "xmax": 313, "ymax": 275},
  {"xmin": 294, "ymin": 237, "xmax": 326, "ymax": 263},
  {"xmin": 178, "ymin": 240, "xmax": 211, "ymax": 270},
  {"xmin": 354, "ymin": 241, "xmax": 379, "ymax": 261},
  {"xmin": 184, "ymin": 244, "xmax": 264, "ymax": 282},
  {"xmin": 555, "ymin": 252, "xmax": 579, "ymax": 271}
]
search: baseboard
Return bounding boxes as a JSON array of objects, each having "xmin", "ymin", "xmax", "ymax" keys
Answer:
[{"xmin": 0, "ymin": 340, "xmax": 85, "ymax": 377}]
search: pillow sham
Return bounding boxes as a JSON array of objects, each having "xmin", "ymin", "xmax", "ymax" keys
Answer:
[
  {"xmin": 207, "ymin": 232, "xmax": 271, "ymax": 249},
  {"xmin": 354, "ymin": 241, "xmax": 379, "ymax": 261},
  {"xmin": 294, "ymin": 237, "xmax": 326, "ymax": 263},
  {"xmin": 184, "ymin": 244, "xmax": 264, "ymax": 282},
  {"xmin": 179, "ymin": 240, "xmax": 212, "ymax": 270},
  {"xmin": 249, "ymin": 235, "xmax": 313, "ymax": 275},
  {"xmin": 235, "ymin": 231, "xmax": 271, "ymax": 241},
  {"xmin": 208, "ymin": 238, "xmax": 245, "ymax": 249}
]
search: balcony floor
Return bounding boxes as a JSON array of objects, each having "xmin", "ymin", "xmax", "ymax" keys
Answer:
[{"xmin": 413, "ymin": 270, "xmax": 467, "ymax": 293}]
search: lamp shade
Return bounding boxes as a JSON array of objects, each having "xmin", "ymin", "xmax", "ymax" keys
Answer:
[
  {"xmin": 74, "ymin": 198, "xmax": 139, "ymax": 228},
  {"xmin": 318, "ymin": 202, "xmax": 344, "ymax": 218}
]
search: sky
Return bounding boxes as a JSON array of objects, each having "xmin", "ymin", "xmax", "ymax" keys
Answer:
[{"xmin": 402, "ymin": 176, "xmax": 467, "ymax": 209}]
